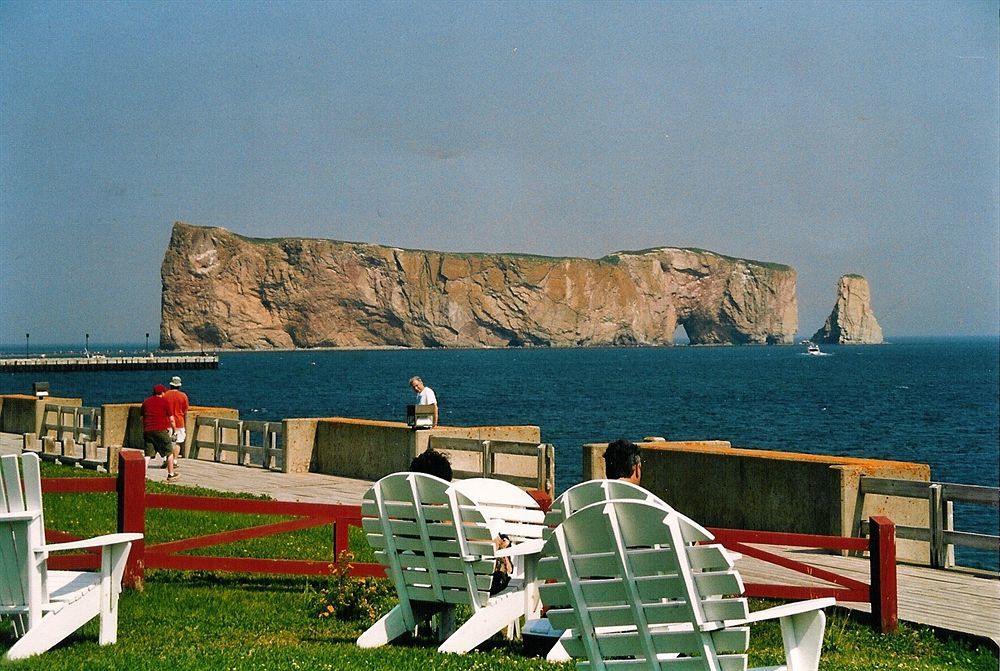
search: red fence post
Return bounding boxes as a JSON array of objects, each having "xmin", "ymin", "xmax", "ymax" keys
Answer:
[
  {"xmin": 117, "ymin": 450, "xmax": 146, "ymax": 590},
  {"xmin": 528, "ymin": 489, "xmax": 552, "ymax": 513},
  {"xmin": 869, "ymin": 515, "xmax": 897, "ymax": 633},
  {"xmin": 334, "ymin": 515, "xmax": 355, "ymax": 558}
]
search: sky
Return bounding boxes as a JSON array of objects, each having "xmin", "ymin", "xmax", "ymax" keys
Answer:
[{"xmin": 1, "ymin": 0, "xmax": 997, "ymax": 348}]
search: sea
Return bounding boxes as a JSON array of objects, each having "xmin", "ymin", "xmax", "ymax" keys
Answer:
[{"xmin": 3, "ymin": 336, "xmax": 998, "ymax": 570}]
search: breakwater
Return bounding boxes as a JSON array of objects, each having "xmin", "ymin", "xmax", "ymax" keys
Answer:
[{"xmin": 0, "ymin": 355, "xmax": 218, "ymax": 372}]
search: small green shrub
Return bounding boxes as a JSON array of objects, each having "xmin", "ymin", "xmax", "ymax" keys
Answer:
[{"xmin": 310, "ymin": 550, "xmax": 394, "ymax": 626}]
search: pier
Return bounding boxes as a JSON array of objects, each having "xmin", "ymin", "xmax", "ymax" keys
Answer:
[{"xmin": 0, "ymin": 354, "xmax": 218, "ymax": 372}]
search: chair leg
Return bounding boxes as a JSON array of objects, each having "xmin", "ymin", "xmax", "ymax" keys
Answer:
[
  {"xmin": 357, "ymin": 604, "xmax": 413, "ymax": 649},
  {"xmin": 5, "ymin": 592, "xmax": 100, "ymax": 661},
  {"xmin": 436, "ymin": 592, "xmax": 525, "ymax": 654},
  {"xmin": 546, "ymin": 632, "xmax": 573, "ymax": 663},
  {"xmin": 780, "ymin": 609, "xmax": 827, "ymax": 671}
]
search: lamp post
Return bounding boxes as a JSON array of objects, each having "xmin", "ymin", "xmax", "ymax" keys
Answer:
[
  {"xmin": 25, "ymin": 333, "xmax": 29, "ymax": 358},
  {"xmin": 145, "ymin": 332, "xmax": 150, "ymax": 353}
]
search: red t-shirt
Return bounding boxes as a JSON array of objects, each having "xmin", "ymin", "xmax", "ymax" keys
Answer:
[
  {"xmin": 141, "ymin": 394, "xmax": 172, "ymax": 432},
  {"xmin": 163, "ymin": 389, "xmax": 190, "ymax": 428}
]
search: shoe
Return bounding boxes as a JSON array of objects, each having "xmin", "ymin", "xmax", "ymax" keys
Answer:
[{"xmin": 166, "ymin": 473, "xmax": 180, "ymax": 482}]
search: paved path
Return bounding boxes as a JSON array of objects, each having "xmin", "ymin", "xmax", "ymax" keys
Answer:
[{"xmin": 5, "ymin": 432, "xmax": 998, "ymax": 648}]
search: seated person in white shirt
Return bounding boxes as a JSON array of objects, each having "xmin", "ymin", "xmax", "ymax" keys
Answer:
[{"xmin": 408, "ymin": 376, "xmax": 439, "ymax": 427}]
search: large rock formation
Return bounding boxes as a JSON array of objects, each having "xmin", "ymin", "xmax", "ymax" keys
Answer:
[
  {"xmin": 812, "ymin": 275, "xmax": 884, "ymax": 344},
  {"xmin": 159, "ymin": 222, "xmax": 798, "ymax": 350}
]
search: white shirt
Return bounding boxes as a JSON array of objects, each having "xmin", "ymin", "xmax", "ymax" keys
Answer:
[{"xmin": 417, "ymin": 386, "xmax": 437, "ymax": 406}]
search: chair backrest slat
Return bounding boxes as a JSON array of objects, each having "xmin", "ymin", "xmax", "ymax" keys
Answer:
[
  {"xmin": 363, "ymin": 473, "xmax": 497, "ymax": 612},
  {"xmin": 539, "ymin": 499, "xmax": 751, "ymax": 670},
  {"xmin": 0, "ymin": 454, "xmax": 49, "ymax": 615}
]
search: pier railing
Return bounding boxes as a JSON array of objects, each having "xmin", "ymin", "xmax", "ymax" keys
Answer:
[
  {"xmin": 190, "ymin": 415, "xmax": 286, "ymax": 472},
  {"xmin": 857, "ymin": 476, "xmax": 1000, "ymax": 570},
  {"xmin": 40, "ymin": 403, "xmax": 103, "ymax": 445},
  {"xmin": 428, "ymin": 435, "xmax": 555, "ymax": 495}
]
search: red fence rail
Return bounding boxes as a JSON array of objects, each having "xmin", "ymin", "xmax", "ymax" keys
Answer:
[
  {"xmin": 708, "ymin": 520, "xmax": 898, "ymax": 633},
  {"xmin": 41, "ymin": 451, "xmax": 385, "ymax": 588},
  {"xmin": 40, "ymin": 451, "xmax": 897, "ymax": 632}
]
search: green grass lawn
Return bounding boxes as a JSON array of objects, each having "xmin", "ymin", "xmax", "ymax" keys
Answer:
[{"xmin": 2, "ymin": 461, "xmax": 994, "ymax": 670}]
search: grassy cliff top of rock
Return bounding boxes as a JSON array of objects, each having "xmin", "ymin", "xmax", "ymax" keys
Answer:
[{"xmin": 174, "ymin": 221, "xmax": 790, "ymax": 269}]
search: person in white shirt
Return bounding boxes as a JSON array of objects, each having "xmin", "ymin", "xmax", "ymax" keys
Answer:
[{"xmin": 409, "ymin": 376, "xmax": 439, "ymax": 427}]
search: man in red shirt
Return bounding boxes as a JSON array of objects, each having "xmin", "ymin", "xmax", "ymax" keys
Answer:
[
  {"xmin": 163, "ymin": 376, "xmax": 190, "ymax": 465},
  {"xmin": 142, "ymin": 384, "xmax": 177, "ymax": 481}
]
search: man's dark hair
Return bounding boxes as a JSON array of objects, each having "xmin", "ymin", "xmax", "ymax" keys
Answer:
[
  {"xmin": 409, "ymin": 448, "xmax": 453, "ymax": 481},
  {"xmin": 603, "ymin": 438, "xmax": 641, "ymax": 479}
]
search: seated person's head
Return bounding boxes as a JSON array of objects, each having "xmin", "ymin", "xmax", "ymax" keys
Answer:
[
  {"xmin": 409, "ymin": 448, "xmax": 453, "ymax": 481},
  {"xmin": 603, "ymin": 438, "xmax": 642, "ymax": 484}
]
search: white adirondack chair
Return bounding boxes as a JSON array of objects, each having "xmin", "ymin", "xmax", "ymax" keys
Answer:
[
  {"xmin": 538, "ymin": 499, "xmax": 835, "ymax": 671},
  {"xmin": 358, "ymin": 472, "xmax": 544, "ymax": 654},
  {"xmin": 537, "ymin": 479, "xmax": 736, "ymax": 662},
  {"xmin": 0, "ymin": 452, "xmax": 142, "ymax": 661},
  {"xmin": 451, "ymin": 477, "xmax": 546, "ymax": 580},
  {"xmin": 545, "ymin": 479, "xmax": 678, "ymax": 530}
]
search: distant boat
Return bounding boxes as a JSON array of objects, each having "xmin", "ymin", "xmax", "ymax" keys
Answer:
[{"xmin": 807, "ymin": 342, "xmax": 822, "ymax": 355}]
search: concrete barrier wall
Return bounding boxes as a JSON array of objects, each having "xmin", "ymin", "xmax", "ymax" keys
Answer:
[
  {"xmin": 0, "ymin": 395, "xmax": 82, "ymax": 435},
  {"xmin": 288, "ymin": 417, "xmax": 541, "ymax": 482},
  {"xmin": 101, "ymin": 403, "xmax": 239, "ymax": 452},
  {"xmin": 583, "ymin": 439, "xmax": 931, "ymax": 563}
]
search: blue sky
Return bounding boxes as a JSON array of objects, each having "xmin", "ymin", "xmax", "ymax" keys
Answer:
[{"xmin": 1, "ymin": 0, "xmax": 997, "ymax": 347}]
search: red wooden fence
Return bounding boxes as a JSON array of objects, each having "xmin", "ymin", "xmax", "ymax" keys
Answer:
[
  {"xmin": 41, "ymin": 451, "xmax": 897, "ymax": 632},
  {"xmin": 709, "ymin": 520, "xmax": 898, "ymax": 633}
]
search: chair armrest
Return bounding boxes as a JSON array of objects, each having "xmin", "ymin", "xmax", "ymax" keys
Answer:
[
  {"xmin": 496, "ymin": 537, "xmax": 545, "ymax": 558},
  {"xmin": 734, "ymin": 597, "xmax": 836, "ymax": 626},
  {"xmin": 40, "ymin": 533, "xmax": 144, "ymax": 554},
  {"xmin": 0, "ymin": 512, "xmax": 37, "ymax": 522}
]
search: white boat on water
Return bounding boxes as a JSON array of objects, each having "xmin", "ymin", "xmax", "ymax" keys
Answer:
[{"xmin": 806, "ymin": 342, "xmax": 822, "ymax": 355}]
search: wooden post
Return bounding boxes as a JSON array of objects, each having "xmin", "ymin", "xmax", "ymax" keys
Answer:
[
  {"xmin": 929, "ymin": 483, "xmax": 945, "ymax": 568},
  {"xmin": 869, "ymin": 515, "xmax": 897, "ymax": 633},
  {"xmin": 334, "ymin": 515, "xmax": 355, "ymax": 557},
  {"xmin": 118, "ymin": 450, "xmax": 146, "ymax": 590}
]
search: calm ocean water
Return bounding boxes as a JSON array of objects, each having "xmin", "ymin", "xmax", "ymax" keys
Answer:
[{"xmin": 4, "ymin": 337, "xmax": 998, "ymax": 568}]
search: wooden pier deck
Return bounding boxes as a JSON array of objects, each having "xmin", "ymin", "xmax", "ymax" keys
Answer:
[
  {"xmin": 3, "ymin": 432, "xmax": 997, "ymax": 648},
  {"xmin": 0, "ymin": 354, "xmax": 218, "ymax": 372}
]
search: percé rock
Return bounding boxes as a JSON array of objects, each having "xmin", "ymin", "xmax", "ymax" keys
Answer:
[
  {"xmin": 812, "ymin": 275, "xmax": 884, "ymax": 344},
  {"xmin": 159, "ymin": 222, "xmax": 798, "ymax": 350}
]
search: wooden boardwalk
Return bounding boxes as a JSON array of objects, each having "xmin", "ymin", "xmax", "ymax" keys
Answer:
[{"xmin": 3, "ymin": 432, "xmax": 997, "ymax": 648}]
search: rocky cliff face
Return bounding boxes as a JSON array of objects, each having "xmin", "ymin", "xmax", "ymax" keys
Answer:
[
  {"xmin": 160, "ymin": 222, "xmax": 798, "ymax": 350},
  {"xmin": 812, "ymin": 275, "xmax": 884, "ymax": 344}
]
